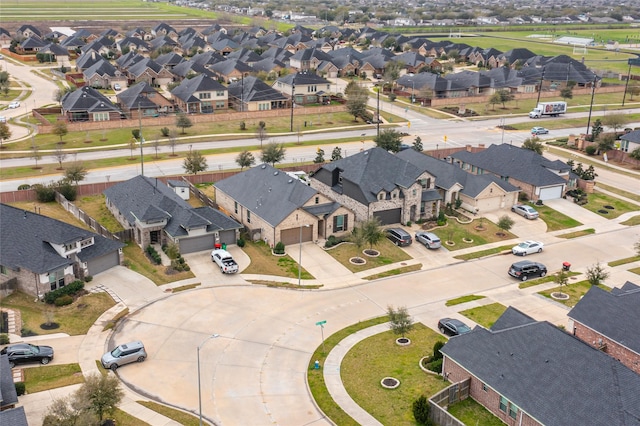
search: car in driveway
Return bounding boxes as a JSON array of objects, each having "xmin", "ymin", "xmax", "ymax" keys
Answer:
[
  {"xmin": 531, "ymin": 126, "xmax": 549, "ymax": 135},
  {"xmin": 8, "ymin": 101, "xmax": 20, "ymax": 109},
  {"xmin": 101, "ymin": 341, "xmax": 147, "ymax": 371},
  {"xmin": 1, "ymin": 343, "xmax": 54, "ymax": 368},
  {"xmin": 512, "ymin": 240, "xmax": 544, "ymax": 256},
  {"xmin": 511, "ymin": 204, "xmax": 539, "ymax": 220},
  {"xmin": 415, "ymin": 231, "xmax": 441, "ymax": 249},
  {"xmin": 437, "ymin": 318, "xmax": 472, "ymax": 336},
  {"xmin": 508, "ymin": 260, "xmax": 547, "ymax": 281},
  {"xmin": 386, "ymin": 228, "xmax": 412, "ymax": 246},
  {"xmin": 113, "ymin": 83, "xmax": 121, "ymax": 91}
]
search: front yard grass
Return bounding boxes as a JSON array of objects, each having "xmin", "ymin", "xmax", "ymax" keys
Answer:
[
  {"xmin": 429, "ymin": 219, "xmax": 516, "ymax": 251},
  {"xmin": 73, "ymin": 194, "xmax": 124, "ymax": 233},
  {"xmin": 362, "ymin": 264, "xmax": 422, "ymax": 280},
  {"xmin": 445, "ymin": 295, "xmax": 486, "ymax": 306},
  {"xmin": 519, "ymin": 271, "xmax": 581, "ymax": 289},
  {"xmin": 138, "ymin": 401, "xmax": 200, "ymax": 426},
  {"xmin": 534, "ymin": 204, "xmax": 582, "ymax": 231},
  {"xmin": 620, "ymin": 215, "xmax": 640, "ymax": 226},
  {"xmin": 538, "ymin": 280, "xmax": 610, "ymax": 307},
  {"xmin": 122, "ymin": 242, "xmax": 195, "ymax": 285},
  {"xmin": 460, "ymin": 303, "xmax": 508, "ymax": 329},
  {"xmin": 595, "ymin": 182, "xmax": 640, "ymax": 203},
  {"xmin": 324, "ymin": 238, "xmax": 411, "ymax": 272},
  {"xmin": 3, "ymin": 291, "xmax": 114, "ymax": 336},
  {"xmin": 580, "ymin": 192, "xmax": 638, "ymax": 219},
  {"xmin": 241, "ymin": 241, "xmax": 313, "ymax": 279},
  {"xmin": 341, "ymin": 324, "xmax": 448, "ymax": 426},
  {"xmin": 454, "ymin": 245, "xmax": 513, "ymax": 261},
  {"xmin": 448, "ymin": 398, "xmax": 506, "ymax": 426},
  {"xmin": 608, "ymin": 256, "xmax": 640, "ymax": 267},
  {"xmin": 557, "ymin": 228, "xmax": 595, "ymax": 239},
  {"xmin": 23, "ymin": 363, "xmax": 84, "ymax": 393}
]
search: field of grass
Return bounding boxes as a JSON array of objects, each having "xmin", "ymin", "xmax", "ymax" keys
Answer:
[
  {"xmin": 241, "ymin": 240, "xmax": 313, "ymax": 278},
  {"xmin": 3, "ymin": 291, "xmax": 114, "ymax": 336},
  {"xmin": 430, "ymin": 217, "xmax": 516, "ymax": 251},
  {"xmin": 324, "ymin": 238, "xmax": 412, "ymax": 273},
  {"xmin": 539, "ymin": 280, "xmax": 610, "ymax": 307},
  {"xmin": 460, "ymin": 302, "xmax": 508, "ymax": 329},
  {"xmin": 341, "ymin": 324, "xmax": 448, "ymax": 426},
  {"xmin": 23, "ymin": 363, "xmax": 84, "ymax": 393},
  {"xmin": 581, "ymin": 192, "xmax": 639, "ymax": 219},
  {"xmin": 74, "ymin": 194, "xmax": 125, "ymax": 233},
  {"xmin": 122, "ymin": 242, "xmax": 195, "ymax": 285}
]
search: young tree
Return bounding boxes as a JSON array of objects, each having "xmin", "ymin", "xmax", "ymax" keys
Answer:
[
  {"xmin": 168, "ymin": 130, "xmax": 178, "ymax": 156},
  {"xmin": 330, "ymin": 146, "xmax": 342, "ymax": 161},
  {"xmin": 362, "ymin": 217, "xmax": 385, "ymax": 250},
  {"xmin": 591, "ymin": 119, "xmax": 603, "ymax": 141},
  {"xmin": 31, "ymin": 137, "xmax": 41, "ymax": 168},
  {"xmin": 488, "ymin": 92, "xmax": 501, "ymax": 110},
  {"xmin": 260, "ymin": 142, "xmax": 286, "ymax": 166},
  {"xmin": 183, "ymin": 149, "xmax": 208, "ymax": 174},
  {"xmin": 602, "ymin": 113, "xmax": 628, "ymax": 135},
  {"xmin": 560, "ymin": 87, "xmax": 573, "ymax": 101},
  {"xmin": 52, "ymin": 144, "xmax": 67, "ymax": 169},
  {"xmin": 522, "ymin": 136, "xmax": 544, "ymax": 155},
  {"xmin": 0, "ymin": 122, "xmax": 12, "ymax": 149},
  {"xmin": 629, "ymin": 85, "xmax": 640, "ymax": 101},
  {"xmin": 64, "ymin": 162, "xmax": 88, "ymax": 186},
  {"xmin": 597, "ymin": 133, "xmax": 616, "ymax": 154},
  {"xmin": 313, "ymin": 148, "xmax": 325, "ymax": 163},
  {"xmin": 236, "ymin": 150, "xmax": 255, "ymax": 170},
  {"xmin": 497, "ymin": 89, "xmax": 514, "ymax": 108},
  {"xmin": 412, "ymin": 136, "xmax": 423, "ymax": 152},
  {"xmin": 555, "ymin": 269, "xmax": 569, "ymax": 296},
  {"xmin": 255, "ymin": 121, "xmax": 268, "ymax": 147},
  {"xmin": 43, "ymin": 395, "xmax": 93, "ymax": 426},
  {"xmin": 349, "ymin": 225, "xmax": 366, "ymax": 262},
  {"xmin": 76, "ymin": 373, "xmax": 124, "ymax": 423},
  {"xmin": 52, "ymin": 121, "xmax": 68, "ymax": 143},
  {"xmin": 497, "ymin": 215, "xmax": 515, "ymax": 233},
  {"xmin": 152, "ymin": 137, "xmax": 161, "ymax": 159},
  {"xmin": 128, "ymin": 138, "xmax": 137, "ymax": 159},
  {"xmin": 387, "ymin": 305, "xmax": 414, "ymax": 339},
  {"xmin": 374, "ymin": 129, "xmax": 402, "ymax": 153},
  {"xmin": 586, "ymin": 262, "xmax": 609, "ymax": 286},
  {"xmin": 175, "ymin": 112, "xmax": 193, "ymax": 134},
  {"xmin": 344, "ymin": 81, "xmax": 369, "ymax": 122}
]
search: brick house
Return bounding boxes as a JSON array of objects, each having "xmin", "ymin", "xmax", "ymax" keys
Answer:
[
  {"xmin": 568, "ymin": 282, "xmax": 640, "ymax": 375},
  {"xmin": 215, "ymin": 164, "xmax": 354, "ymax": 246},
  {"xmin": 311, "ymin": 147, "xmax": 440, "ymax": 225},
  {"xmin": 440, "ymin": 307, "xmax": 640, "ymax": 426},
  {"xmin": 0, "ymin": 204, "xmax": 123, "ymax": 298}
]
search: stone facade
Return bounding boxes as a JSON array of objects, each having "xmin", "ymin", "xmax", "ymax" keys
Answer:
[
  {"xmin": 570, "ymin": 320, "xmax": 640, "ymax": 375},
  {"xmin": 0, "ymin": 264, "xmax": 74, "ymax": 299},
  {"xmin": 105, "ymin": 198, "xmax": 168, "ymax": 249},
  {"xmin": 443, "ymin": 357, "xmax": 542, "ymax": 426}
]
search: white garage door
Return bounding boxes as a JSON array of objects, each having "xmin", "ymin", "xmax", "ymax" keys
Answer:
[
  {"xmin": 475, "ymin": 196, "xmax": 503, "ymax": 213},
  {"xmin": 538, "ymin": 185, "xmax": 563, "ymax": 201}
]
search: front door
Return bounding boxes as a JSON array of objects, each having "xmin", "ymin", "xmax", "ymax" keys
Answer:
[{"xmin": 318, "ymin": 220, "xmax": 325, "ymax": 238}]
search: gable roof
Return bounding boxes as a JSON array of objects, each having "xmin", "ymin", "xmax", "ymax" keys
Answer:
[
  {"xmin": 117, "ymin": 81, "xmax": 166, "ymax": 110},
  {"xmin": 227, "ymin": 76, "xmax": 287, "ymax": 103},
  {"xmin": 568, "ymin": 284, "xmax": 640, "ymax": 354},
  {"xmin": 171, "ymin": 74, "xmax": 227, "ymax": 103},
  {"xmin": 61, "ymin": 86, "xmax": 120, "ymax": 114},
  {"xmin": 0, "ymin": 203, "xmax": 123, "ymax": 274},
  {"xmin": 441, "ymin": 308, "xmax": 640, "ymax": 426},
  {"xmin": 451, "ymin": 144, "xmax": 568, "ymax": 187},
  {"xmin": 621, "ymin": 129, "xmax": 640, "ymax": 143},
  {"xmin": 215, "ymin": 164, "xmax": 317, "ymax": 227}
]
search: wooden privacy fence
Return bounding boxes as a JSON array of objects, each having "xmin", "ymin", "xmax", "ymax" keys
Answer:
[{"xmin": 428, "ymin": 378, "xmax": 470, "ymax": 426}]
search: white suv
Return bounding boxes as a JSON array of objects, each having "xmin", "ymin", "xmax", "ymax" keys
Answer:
[{"xmin": 8, "ymin": 101, "xmax": 20, "ymax": 109}]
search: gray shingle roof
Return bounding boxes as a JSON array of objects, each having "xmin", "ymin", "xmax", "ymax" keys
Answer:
[
  {"xmin": 568, "ymin": 284, "xmax": 640, "ymax": 354},
  {"xmin": 621, "ymin": 129, "xmax": 640, "ymax": 143},
  {"xmin": 61, "ymin": 85, "xmax": 120, "ymax": 114},
  {"xmin": 0, "ymin": 406, "xmax": 28, "ymax": 426},
  {"xmin": 0, "ymin": 203, "xmax": 122, "ymax": 274},
  {"xmin": 227, "ymin": 76, "xmax": 287, "ymax": 103},
  {"xmin": 441, "ymin": 309, "xmax": 640, "ymax": 426},
  {"xmin": 215, "ymin": 164, "xmax": 317, "ymax": 227},
  {"xmin": 1, "ymin": 354, "xmax": 19, "ymax": 407},
  {"xmin": 171, "ymin": 74, "xmax": 227, "ymax": 104},
  {"xmin": 451, "ymin": 144, "xmax": 568, "ymax": 187},
  {"xmin": 117, "ymin": 81, "xmax": 163, "ymax": 110}
]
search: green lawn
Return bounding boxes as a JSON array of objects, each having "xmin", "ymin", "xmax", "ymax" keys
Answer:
[
  {"xmin": 538, "ymin": 280, "xmax": 610, "ymax": 307},
  {"xmin": 534, "ymin": 204, "xmax": 582, "ymax": 231},
  {"xmin": 241, "ymin": 240, "xmax": 313, "ymax": 279},
  {"xmin": 460, "ymin": 303, "xmax": 508, "ymax": 329},
  {"xmin": 448, "ymin": 398, "xmax": 506, "ymax": 426},
  {"xmin": 580, "ymin": 192, "xmax": 639, "ymax": 219},
  {"xmin": 122, "ymin": 242, "xmax": 195, "ymax": 285},
  {"xmin": 427, "ymin": 218, "xmax": 516, "ymax": 251},
  {"xmin": 363, "ymin": 264, "xmax": 423, "ymax": 280},
  {"xmin": 519, "ymin": 271, "xmax": 581, "ymax": 289},
  {"xmin": 341, "ymin": 324, "xmax": 448, "ymax": 426},
  {"xmin": 74, "ymin": 194, "xmax": 124, "ymax": 233},
  {"xmin": 23, "ymin": 363, "xmax": 84, "ymax": 393},
  {"xmin": 608, "ymin": 256, "xmax": 640, "ymax": 267},
  {"xmin": 596, "ymin": 183, "xmax": 640, "ymax": 203},
  {"xmin": 445, "ymin": 295, "xmax": 486, "ymax": 306},
  {"xmin": 324, "ymin": 238, "xmax": 411, "ymax": 272},
  {"xmin": 137, "ymin": 401, "xmax": 200, "ymax": 426},
  {"xmin": 621, "ymin": 215, "xmax": 640, "ymax": 226},
  {"xmin": 556, "ymin": 228, "xmax": 595, "ymax": 239},
  {"xmin": 454, "ymin": 245, "xmax": 513, "ymax": 261}
]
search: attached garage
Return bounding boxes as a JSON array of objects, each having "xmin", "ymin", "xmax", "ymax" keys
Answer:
[
  {"xmin": 87, "ymin": 251, "xmax": 120, "ymax": 276},
  {"xmin": 218, "ymin": 230, "xmax": 236, "ymax": 246},
  {"xmin": 475, "ymin": 196, "xmax": 503, "ymax": 213},
  {"xmin": 373, "ymin": 208, "xmax": 402, "ymax": 225},
  {"xmin": 280, "ymin": 225, "xmax": 313, "ymax": 246},
  {"xmin": 179, "ymin": 235, "xmax": 215, "ymax": 254},
  {"xmin": 538, "ymin": 185, "xmax": 564, "ymax": 201}
]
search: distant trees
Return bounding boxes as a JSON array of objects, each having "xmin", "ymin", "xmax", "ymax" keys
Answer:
[{"xmin": 602, "ymin": 113, "xmax": 628, "ymax": 135}]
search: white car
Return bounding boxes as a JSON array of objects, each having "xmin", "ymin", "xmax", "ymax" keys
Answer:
[
  {"xmin": 8, "ymin": 101, "xmax": 20, "ymax": 109},
  {"xmin": 512, "ymin": 240, "xmax": 544, "ymax": 256}
]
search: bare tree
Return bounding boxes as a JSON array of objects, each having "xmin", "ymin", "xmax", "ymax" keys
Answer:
[
  {"xmin": 152, "ymin": 137, "xmax": 161, "ymax": 159},
  {"xmin": 53, "ymin": 143, "xmax": 67, "ymax": 169},
  {"xmin": 168, "ymin": 130, "xmax": 178, "ymax": 156},
  {"xmin": 128, "ymin": 139, "xmax": 136, "ymax": 159},
  {"xmin": 256, "ymin": 121, "xmax": 268, "ymax": 147},
  {"xmin": 31, "ymin": 136, "xmax": 41, "ymax": 169}
]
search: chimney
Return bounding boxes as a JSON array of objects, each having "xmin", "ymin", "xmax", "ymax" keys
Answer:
[{"xmin": 466, "ymin": 144, "xmax": 471, "ymax": 152}]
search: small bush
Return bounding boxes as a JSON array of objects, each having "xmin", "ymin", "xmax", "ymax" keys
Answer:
[
  {"xmin": 518, "ymin": 192, "xmax": 529, "ymax": 202},
  {"xmin": 432, "ymin": 341, "xmax": 445, "ymax": 360},
  {"xmin": 17, "ymin": 184, "xmax": 31, "ymax": 190},
  {"xmin": 239, "ymin": 121, "xmax": 246, "ymax": 130},
  {"xmin": 0, "ymin": 334, "xmax": 9, "ymax": 345},
  {"xmin": 43, "ymin": 280, "xmax": 84, "ymax": 304},
  {"xmin": 406, "ymin": 221, "xmax": 412, "ymax": 227},
  {"xmin": 84, "ymin": 275, "xmax": 93, "ymax": 282},
  {"xmin": 426, "ymin": 358, "xmax": 443, "ymax": 373},
  {"xmin": 33, "ymin": 184, "xmax": 56, "ymax": 202},
  {"xmin": 160, "ymin": 127, "xmax": 170, "ymax": 137},
  {"xmin": 146, "ymin": 245, "xmax": 162, "ymax": 264},
  {"xmin": 237, "ymin": 238, "xmax": 245, "ymax": 247},
  {"xmin": 15, "ymin": 382, "xmax": 26, "ymax": 396},
  {"xmin": 54, "ymin": 295, "xmax": 74, "ymax": 306},
  {"xmin": 388, "ymin": 93, "xmax": 396, "ymax": 102},
  {"xmin": 412, "ymin": 395, "xmax": 433, "ymax": 425},
  {"xmin": 324, "ymin": 235, "xmax": 347, "ymax": 248},
  {"xmin": 274, "ymin": 241, "xmax": 285, "ymax": 255},
  {"xmin": 585, "ymin": 145, "xmax": 597, "ymax": 155}
]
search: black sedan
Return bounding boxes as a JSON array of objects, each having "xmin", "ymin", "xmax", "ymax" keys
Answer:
[
  {"xmin": 437, "ymin": 318, "xmax": 472, "ymax": 337},
  {"xmin": 1, "ymin": 343, "xmax": 54, "ymax": 368}
]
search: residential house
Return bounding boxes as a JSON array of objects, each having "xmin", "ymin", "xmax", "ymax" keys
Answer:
[
  {"xmin": 0, "ymin": 28, "xmax": 13, "ymax": 48},
  {"xmin": 568, "ymin": 282, "xmax": 640, "ymax": 375},
  {"xmin": 311, "ymin": 147, "xmax": 440, "ymax": 225},
  {"xmin": 104, "ymin": 176, "xmax": 242, "ymax": 253},
  {"xmin": 39, "ymin": 43, "xmax": 71, "ymax": 67},
  {"xmin": 215, "ymin": 164, "xmax": 354, "ymax": 246},
  {"xmin": 75, "ymin": 51, "xmax": 105, "ymax": 72},
  {"xmin": 208, "ymin": 58, "xmax": 252, "ymax": 83},
  {"xmin": 288, "ymin": 48, "xmax": 333, "ymax": 72},
  {"xmin": 273, "ymin": 72, "xmax": 332, "ymax": 105},
  {"xmin": 17, "ymin": 35, "xmax": 46, "ymax": 54},
  {"xmin": 227, "ymin": 76, "xmax": 288, "ymax": 112},
  {"xmin": 60, "ymin": 86, "xmax": 122, "ymax": 122},
  {"xmin": 620, "ymin": 129, "xmax": 640, "ymax": 153},
  {"xmin": 0, "ymin": 203, "xmax": 124, "ymax": 298},
  {"xmin": 441, "ymin": 306, "xmax": 640, "ymax": 426},
  {"xmin": 171, "ymin": 74, "xmax": 228, "ymax": 113},
  {"xmin": 117, "ymin": 36, "xmax": 150, "ymax": 54},
  {"xmin": 0, "ymin": 355, "xmax": 28, "ymax": 426},
  {"xmin": 125, "ymin": 57, "xmax": 174, "ymax": 87},
  {"xmin": 397, "ymin": 149, "xmax": 519, "ymax": 214},
  {"xmin": 250, "ymin": 57, "xmax": 286, "ymax": 80},
  {"xmin": 15, "ymin": 24, "xmax": 42, "ymax": 40},
  {"xmin": 152, "ymin": 22, "xmax": 178, "ymax": 40},
  {"xmin": 83, "ymin": 59, "xmax": 126, "ymax": 89},
  {"xmin": 116, "ymin": 81, "xmax": 174, "ymax": 118},
  {"xmin": 451, "ymin": 144, "xmax": 571, "ymax": 201}
]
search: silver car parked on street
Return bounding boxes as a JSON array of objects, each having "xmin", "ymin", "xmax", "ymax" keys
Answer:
[{"xmin": 101, "ymin": 341, "xmax": 147, "ymax": 371}]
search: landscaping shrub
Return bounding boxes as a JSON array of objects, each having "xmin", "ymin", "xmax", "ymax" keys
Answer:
[
  {"xmin": 162, "ymin": 243, "xmax": 180, "ymax": 260},
  {"xmin": 585, "ymin": 145, "xmax": 597, "ymax": 155},
  {"xmin": 43, "ymin": 280, "xmax": 84, "ymax": 304},
  {"xmin": 0, "ymin": 334, "xmax": 9, "ymax": 345},
  {"xmin": 146, "ymin": 245, "xmax": 162, "ymax": 264},
  {"xmin": 518, "ymin": 192, "xmax": 529, "ymax": 202},
  {"xmin": 273, "ymin": 241, "xmax": 285, "ymax": 255},
  {"xmin": 33, "ymin": 184, "xmax": 56, "ymax": 202},
  {"xmin": 160, "ymin": 127, "xmax": 170, "ymax": 137},
  {"xmin": 84, "ymin": 275, "xmax": 93, "ymax": 282},
  {"xmin": 432, "ymin": 341, "xmax": 445, "ymax": 360},
  {"xmin": 412, "ymin": 395, "xmax": 433, "ymax": 425},
  {"xmin": 15, "ymin": 382, "xmax": 25, "ymax": 396},
  {"xmin": 17, "ymin": 184, "xmax": 31, "ymax": 190},
  {"xmin": 54, "ymin": 295, "xmax": 74, "ymax": 306},
  {"xmin": 237, "ymin": 237, "xmax": 245, "ymax": 247},
  {"xmin": 426, "ymin": 358, "xmax": 443, "ymax": 373},
  {"xmin": 239, "ymin": 121, "xmax": 246, "ymax": 130},
  {"xmin": 436, "ymin": 210, "xmax": 446, "ymax": 226},
  {"xmin": 324, "ymin": 235, "xmax": 348, "ymax": 248}
]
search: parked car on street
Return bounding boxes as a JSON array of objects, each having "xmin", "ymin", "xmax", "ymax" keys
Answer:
[
  {"xmin": 101, "ymin": 341, "xmax": 147, "ymax": 371},
  {"xmin": 1, "ymin": 343, "xmax": 54, "ymax": 368},
  {"xmin": 511, "ymin": 204, "xmax": 539, "ymax": 220},
  {"xmin": 437, "ymin": 318, "xmax": 472, "ymax": 336},
  {"xmin": 508, "ymin": 260, "xmax": 547, "ymax": 281},
  {"xmin": 8, "ymin": 101, "xmax": 20, "ymax": 109},
  {"xmin": 0, "ymin": 116, "xmax": 5, "ymax": 123},
  {"xmin": 415, "ymin": 231, "xmax": 441, "ymax": 249},
  {"xmin": 386, "ymin": 228, "xmax": 412, "ymax": 246},
  {"xmin": 512, "ymin": 240, "xmax": 544, "ymax": 256},
  {"xmin": 531, "ymin": 126, "xmax": 549, "ymax": 135}
]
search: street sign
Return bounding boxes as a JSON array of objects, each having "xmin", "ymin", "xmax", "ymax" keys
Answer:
[{"xmin": 315, "ymin": 320, "xmax": 327, "ymax": 326}]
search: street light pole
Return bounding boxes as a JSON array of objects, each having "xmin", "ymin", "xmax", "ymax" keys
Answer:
[
  {"xmin": 198, "ymin": 334, "xmax": 220, "ymax": 426},
  {"xmin": 290, "ymin": 75, "xmax": 296, "ymax": 132},
  {"xmin": 298, "ymin": 224, "xmax": 310, "ymax": 286}
]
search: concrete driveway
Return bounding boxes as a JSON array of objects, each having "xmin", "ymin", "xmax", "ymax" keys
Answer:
[{"xmin": 89, "ymin": 266, "xmax": 165, "ymax": 311}]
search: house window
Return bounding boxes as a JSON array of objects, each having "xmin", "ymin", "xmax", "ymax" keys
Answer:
[
  {"xmin": 247, "ymin": 210, "xmax": 251, "ymax": 223},
  {"xmin": 216, "ymin": 91, "xmax": 225, "ymax": 97},
  {"xmin": 49, "ymin": 269, "xmax": 65, "ymax": 291},
  {"xmin": 234, "ymin": 201, "xmax": 238, "ymax": 214},
  {"xmin": 392, "ymin": 192, "xmax": 397, "ymax": 199},
  {"xmin": 334, "ymin": 214, "xmax": 348, "ymax": 232},
  {"xmin": 379, "ymin": 193, "xmax": 384, "ymax": 200},
  {"xmin": 0, "ymin": 265, "xmax": 6, "ymax": 275},
  {"xmin": 499, "ymin": 396, "xmax": 508, "ymax": 413},
  {"xmin": 509, "ymin": 403, "xmax": 518, "ymax": 419},
  {"xmin": 93, "ymin": 112, "xmax": 109, "ymax": 121},
  {"xmin": 199, "ymin": 92, "xmax": 211, "ymax": 99},
  {"xmin": 215, "ymin": 101, "xmax": 226, "ymax": 109},
  {"xmin": 80, "ymin": 238, "xmax": 93, "ymax": 248},
  {"xmin": 620, "ymin": 140, "xmax": 629, "ymax": 152},
  {"xmin": 338, "ymin": 172, "xmax": 343, "ymax": 186},
  {"xmin": 412, "ymin": 189, "xmax": 416, "ymax": 197}
]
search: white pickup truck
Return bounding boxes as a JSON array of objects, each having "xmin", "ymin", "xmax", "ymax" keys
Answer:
[{"xmin": 211, "ymin": 249, "xmax": 238, "ymax": 274}]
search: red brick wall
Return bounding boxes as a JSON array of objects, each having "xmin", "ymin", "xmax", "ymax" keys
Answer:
[{"xmin": 572, "ymin": 322, "xmax": 640, "ymax": 375}]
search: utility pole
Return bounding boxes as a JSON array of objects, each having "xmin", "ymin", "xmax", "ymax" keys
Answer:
[
  {"xmin": 585, "ymin": 76, "xmax": 597, "ymax": 136},
  {"xmin": 535, "ymin": 67, "xmax": 545, "ymax": 106},
  {"xmin": 138, "ymin": 104, "xmax": 144, "ymax": 176},
  {"xmin": 290, "ymin": 75, "xmax": 295, "ymax": 132},
  {"xmin": 376, "ymin": 87, "xmax": 380, "ymax": 138}
]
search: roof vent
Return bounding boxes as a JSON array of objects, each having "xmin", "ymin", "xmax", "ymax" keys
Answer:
[{"xmin": 274, "ymin": 171, "xmax": 279, "ymax": 175}]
